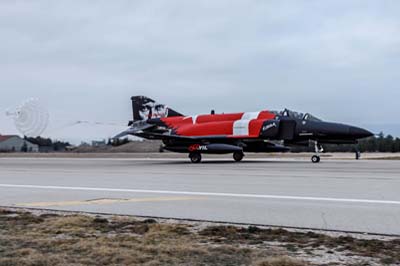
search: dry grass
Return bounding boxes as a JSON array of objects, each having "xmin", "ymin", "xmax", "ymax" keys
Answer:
[
  {"xmin": 256, "ymin": 257, "xmax": 307, "ymax": 266},
  {"xmin": 199, "ymin": 226, "xmax": 400, "ymax": 264},
  {"xmin": 0, "ymin": 209, "xmax": 398, "ymax": 266}
]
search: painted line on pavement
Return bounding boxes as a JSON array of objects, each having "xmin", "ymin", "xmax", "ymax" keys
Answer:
[
  {"xmin": 0, "ymin": 183, "xmax": 399, "ymax": 205},
  {"xmin": 17, "ymin": 196, "xmax": 203, "ymax": 207}
]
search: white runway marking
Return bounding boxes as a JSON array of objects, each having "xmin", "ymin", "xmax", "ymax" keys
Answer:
[{"xmin": 0, "ymin": 183, "xmax": 399, "ymax": 205}]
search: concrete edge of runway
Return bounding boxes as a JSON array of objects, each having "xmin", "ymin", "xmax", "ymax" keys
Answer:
[
  {"xmin": 2, "ymin": 206, "xmax": 398, "ymax": 240},
  {"xmin": 0, "ymin": 152, "xmax": 399, "ymax": 160}
]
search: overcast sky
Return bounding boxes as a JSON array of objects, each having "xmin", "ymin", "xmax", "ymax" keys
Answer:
[{"xmin": 1, "ymin": 0, "xmax": 399, "ymax": 142}]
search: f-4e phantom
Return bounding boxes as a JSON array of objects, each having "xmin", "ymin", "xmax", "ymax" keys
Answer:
[{"xmin": 115, "ymin": 96, "xmax": 373, "ymax": 163}]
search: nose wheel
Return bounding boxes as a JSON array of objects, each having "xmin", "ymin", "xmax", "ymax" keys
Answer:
[
  {"xmin": 312, "ymin": 141, "xmax": 323, "ymax": 163},
  {"xmin": 311, "ymin": 155, "xmax": 321, "ymax": 163}
]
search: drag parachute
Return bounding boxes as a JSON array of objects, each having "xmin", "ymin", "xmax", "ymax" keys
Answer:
[{"xmin": 6, "ymin": 98, "xmax": 49, "ymax": 137}]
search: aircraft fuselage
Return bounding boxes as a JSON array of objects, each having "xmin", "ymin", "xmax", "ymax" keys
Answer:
[{"xmin": 117, "ymin": 96, "xmax": 373, "ymax": 163}]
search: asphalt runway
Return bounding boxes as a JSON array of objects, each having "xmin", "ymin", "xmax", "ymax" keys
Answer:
[{"xmin": 0, "ymin": 156, "xmax": 399, "ymax": 235}]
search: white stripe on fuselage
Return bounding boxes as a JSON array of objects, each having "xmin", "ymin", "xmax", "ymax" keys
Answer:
[
  {"xmin": 183, "ymin": 116, "xmax": 198, "ymax": 124},
  {"xmin": 233, "ymin": 112, "xmax": 260, "ymax": 136},
  {"xmin": 192, "ymin": 115, "xmax": 198, "ymax": 124}
]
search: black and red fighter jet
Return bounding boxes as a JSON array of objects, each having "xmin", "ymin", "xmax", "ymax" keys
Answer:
[{"xmin": 115, "ymin": 96, "xmax": 373, "ymax": 163}]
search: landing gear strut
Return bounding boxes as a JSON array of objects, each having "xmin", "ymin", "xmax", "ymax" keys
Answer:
[
  {"xmin": 312, "ymin": 141, "xmax": 323, "ymax": 163},
  {"xmin": 355, "ymin": 150, "xmax": 361, "ymax": 160},
  {"xmin": 189, "ymin": 152, "xmax": 202, "ymax": 163},
  {"xmin": 233, "ymin": 151, "xmax": 244, "ymax": 162}
]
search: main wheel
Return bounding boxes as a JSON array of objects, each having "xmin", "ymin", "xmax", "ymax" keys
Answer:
[
  {"xmin": 311, "ymin": 155, "xmax": 320, "ymax": 163},
  {"xmin": 233, "ymin": 151, "xmax": 244, "ymax": 162},
  {"xmin": 189, "ymin": 153, "xmax": 202, "ymax": 163}
]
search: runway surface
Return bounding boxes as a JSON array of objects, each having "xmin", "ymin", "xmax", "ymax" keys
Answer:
[{"xmin": 0, "ymin": 156, "xmax": 399, "ymax": 235}]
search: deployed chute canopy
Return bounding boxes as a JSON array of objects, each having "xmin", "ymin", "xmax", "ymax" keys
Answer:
[{"xmin": 5, "ymin": 98, "xmax": 49, "ymax": 137}]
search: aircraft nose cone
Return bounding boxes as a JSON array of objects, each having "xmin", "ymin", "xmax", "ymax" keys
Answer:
[{"xmin": 349, "ymin": 126, "xmax": 374, "ymax": 139}]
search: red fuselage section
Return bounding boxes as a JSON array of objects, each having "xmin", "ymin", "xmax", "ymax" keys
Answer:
[{"xmin": 160, "ymin": 111, "xmax": 276, "ymax": 138}]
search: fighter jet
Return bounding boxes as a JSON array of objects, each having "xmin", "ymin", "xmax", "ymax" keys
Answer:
[{"xmin": 115, "ymin": 96, "xmax": 373, "ymax": 163}]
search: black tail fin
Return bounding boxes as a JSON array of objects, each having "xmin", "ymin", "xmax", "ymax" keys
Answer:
[{"xmin": 131, "ymin": 96, "xmax": 184, "ymax": 121}]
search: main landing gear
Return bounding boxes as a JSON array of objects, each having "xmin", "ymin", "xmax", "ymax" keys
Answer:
[
  {"xmin": 312, "ymin": 141, "xmax": 323, "ymax": 163},
  {"xmin": 233, "ymin": 151, "xmax": 244, "ymax": 162},
  {"xmin": 189, "ymin": 152, "xmax": 202, "ymax": 163},
  {"xmin": 189, "ymin": 151, "xmax": 244, "ymax": 163}
]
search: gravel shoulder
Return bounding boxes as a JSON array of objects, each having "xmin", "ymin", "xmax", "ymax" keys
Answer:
[{"xmin": 1, "ymin": 208, "xmax": 399, "ymax": 266}]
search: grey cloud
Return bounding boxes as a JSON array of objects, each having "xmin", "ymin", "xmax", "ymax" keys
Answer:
[{"xmin": 0, "ymin": 0, "xmax": 399, "ymax": 141}]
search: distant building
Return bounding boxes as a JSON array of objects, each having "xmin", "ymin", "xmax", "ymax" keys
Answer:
[
  {"xmin": 92, "ymin": 140, "xmax": 106, "ymax": 147},
  {"xmin": 0, "ymin": 135, "xmax": 39, "ymax": 152}
]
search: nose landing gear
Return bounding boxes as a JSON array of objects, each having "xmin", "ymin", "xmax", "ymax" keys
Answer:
[
  {"xmin": 355, "ymin": 150, "xmax": 361, "ymax": 160},
  {"xmin": 311, "ymin": 155, "xmax": 320, "ymax": 163},
  {"xmin": 312, "ymin": 141, "xmax": 323, "ymax": 163}
]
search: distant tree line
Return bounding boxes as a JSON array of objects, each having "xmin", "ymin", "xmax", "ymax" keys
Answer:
[
  {"xmin": 108, "ymin": 134, "xmax": 400, "ymax": 152},
  {"xmin": 24, "ymin": 136, "xmax": 71, "ymax": 151},
  {"xmin": 292, "ymin": 133, "xmax": 400, "ymax": 153},
  {"xmin": 24, "ymin": 134, "xmax": 400, "ymax": 153},
  {"xmin": 355, "ymin": 133, "xmax": 400, "ymax": 152}
]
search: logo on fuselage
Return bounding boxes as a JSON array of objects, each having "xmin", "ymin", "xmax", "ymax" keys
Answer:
[
  {"xmin": 262, "ymin": 122, "xmax": 277, "ymax": 132},
  {"xmin": 188, "ymin": 144, "xmax": 208, "ymax": 152}
]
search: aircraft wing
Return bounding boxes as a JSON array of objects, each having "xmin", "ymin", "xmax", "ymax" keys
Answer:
[
  {"xmin": 134, "ymin": 131, "xmax": 229, "ymax": 142},
  {"xmin": 115, "ymin": 121, "xmax": 289, "ymax": 152},
  {"xmin": 135, "ymin": 132, "xmax": 289, "ymax": 151},
  {"xmin": 113, "ymin": 122, "xmax": 155, "ymax": 139}
]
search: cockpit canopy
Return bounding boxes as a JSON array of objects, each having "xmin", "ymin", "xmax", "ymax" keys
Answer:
[{"xmin": 279, "ymin": 109, "xmax": 322, "ymax": 122}]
